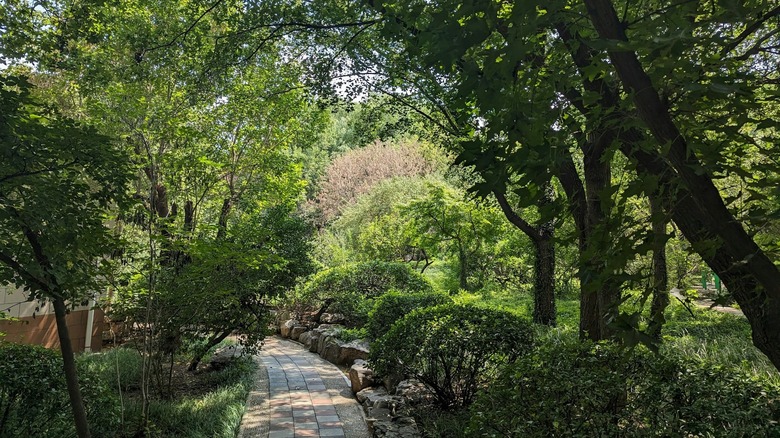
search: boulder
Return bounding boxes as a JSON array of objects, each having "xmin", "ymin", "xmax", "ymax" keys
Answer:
[
  {"xmin": 290, "ymin": 326, "xmax": 307, "ymax": 341},
  {"xmin": 338, "ymin": 340, "xmax": 370, "ymax": 365},
  {"xmin": 320, "ymin": 312, "xmax": 346, "ymax": 324},
  {"xmin": 320, "ymin": 336, "xmax": 342, "ymax": 364},
  {"xmin": 395, "ymin": 379, "xmax": 435, "ymax": 406},
  {"xmin": 280, "ymin": 319, "xmax": 298, "ymax": 338},
  {"xmin": 349, "ymin": 359, "xmax": 375, "ymax": 394},
  {"xmin": 299, "ymin": 331, "xmax": 313, "ymax": 349},
  {"xmin": 370, "ymin": 416, "xmax": 421, "ymax": 438},
  {"xmin": 356, "ymin": 387, "xmax": 405, "ymax": 410}
]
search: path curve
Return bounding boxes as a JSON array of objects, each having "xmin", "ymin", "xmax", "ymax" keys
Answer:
[{"xmin": 238, "ymin": 336, "xmax": 370, "ymax": 438}]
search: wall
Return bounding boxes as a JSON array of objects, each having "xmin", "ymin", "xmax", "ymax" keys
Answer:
[{"xmin": 0, "ymin": 286, "xmax": 105, "ymax": 352}]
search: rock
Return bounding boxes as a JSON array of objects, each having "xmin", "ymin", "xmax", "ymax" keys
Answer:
[
  {"xmin": 395, "ymin": 379, "xmax": 435, "ymax": 406},
  {"xmin": 308, "ymin": 330, "xmax": 321, "ymax": 353},
  {"xmin": 290, "ymin": 326, "xmax": 307, "ymax": 341},
  {"xmin": 299, "ymin": 331, "xmax": 313, "ymax": 349},
  {"xmin": 370, "ymin": 416, "xmax": 421, "ymax": 438},
  {"xmin": 339, "ymin": 339, "xmax": 370, "ymax": 365},
  {"xmin": 349, "ymin": 359, "xmax": 375, "ymax": 393},
  {"xmin": 320, "ymin": 312, "xmax": 346, "ymax": 324},
  {"xmin": 356, "ymin": 387, "xmax": 405, "ymax": 410},
  {"xmin": 316, "ymin": 327, "xmax": 343, "ymax": 354},
  {"xmin": 207, "ymin": 345, "xmax": 243, "ymax": 372},
  {"xmin": 280, "ymin": 319, "xmax": 298, "ymax": 338},
  {"xmin": 320, "ymin": 336, "xmax": 342, "ymax": 364}
]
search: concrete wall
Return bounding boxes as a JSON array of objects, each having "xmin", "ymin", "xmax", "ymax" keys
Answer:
[{"xmin": 1, "ymin": 286, "xmax": 105, "ymax": 352}]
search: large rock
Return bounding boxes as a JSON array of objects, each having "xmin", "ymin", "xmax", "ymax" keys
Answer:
[
  {"xmin": 320, "ymin": 336, "xmax": 342, "ymax": 364},
  {"xmin": 356, "ymin": 387, "xmax": 405, "ymax": 410},
  {"xmin": 280, "ymin": 319, "xmax": 298, "ymax": 338},
  {"xmin": 370, "ymin": 416, "xmax": 421, "ymax": 438},
  {"xmin": 349, "ymin": 359, "xmax": 375, "ymax": 394},
  {"xmin": 395, "ymin": 379, "xmax": 435, "ymax": 406},
  {"xmin": 307, "ymin": 324, "xmax": 342, "ymax": 353},
  {"xmin": 299, "ymin": 331, "xmax": 313, "ymax": 349},
  {"xmin": 290, "ymin": 325, "xmax": 307, "ymax": 341},
  {"xmin": 320, "ymin": 312, "xmax": 346, "ymax": 324},
  {"xmin": 339, "ymin": 340, "xmax": 370, "ymax": 365}
]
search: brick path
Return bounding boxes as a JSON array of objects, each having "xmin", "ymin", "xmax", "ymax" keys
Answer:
[{"xmin": 238, "ymin": 337, "xmax": 370, "ymax": 438}]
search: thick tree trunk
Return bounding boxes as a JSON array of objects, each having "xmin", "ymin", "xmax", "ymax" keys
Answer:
[
  {"xmin": 584, "ymin": 0, "xmax": 780, "ymax": 370},
  {"xmin": 647, "ymin": 194, "xmax": 669, "ymax": 339},
  {"xmin": 582, "ymin": 132, "xmax": 620, "ymax": 340},
  {"xmin": 53, "ymin": 297, "xmax": 91, "ymax": 438},
  {"xmin": 216, "ymin": 198, "xmax": 232, "ymax": 240},
  {"xmin": 493, "ymin": 189, "xmax": 557, "ymax": 326},
  {"xmin": 533, "ymin": 233, "xmax": 556, "ymax": 326}
]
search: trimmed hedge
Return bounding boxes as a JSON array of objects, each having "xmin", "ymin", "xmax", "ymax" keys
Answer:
[
  {"xmin": 366, "ymin": 290, "xmax": 451, "ymax": 340},
  {"xmin": 370, "ymin": 304, "xmax": 534, "ymax": 408},
  {"xmin": 467, "ymin": 339, "xmax": 780, "ymax": 437}
]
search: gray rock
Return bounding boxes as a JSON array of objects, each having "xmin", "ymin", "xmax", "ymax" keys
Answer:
[
  {"xmin": 395, "ymin": 379, "xmax": 435, "ymax": 406},
  {"xmin": 320, "ymin": 312, "xmax": 346, "ymax": 324},
  {"xmin": 338, "ymin": 339, "xmax": 370, "ymax": 365},
  {"xmin": 299, "ymin": 331, "xmax": 313, "ymax": 349},
  {"xmin": 280, "ymin": 319, "xmax": 298, "ymax": 338},
  {"xmin": 315, "ymin": 327, "xmax": 343, "ymax": 354},
  {"xmin": 308, "ymin": 330, "xmax": 321, "ymax": 353},
  {"xmin": 357, "ymin": 387, "xmax": 388, "ymax": 404},
  {"xmin": 320, "ymin": 336, "xmax": 342, "ymax": 364},
  {"xmin": 290, "ymin": 326, "xmax": 307, "ymax": 341},
  {"xmin": 370, "ymin": 416, "xmax": 421, "ymax": 438},
  {"xmin": 349, "ymin": 359, "xmax": 375, "ymax": 394},
  {"xmin": 356, "ymin": 387, "xmax": 405, "ymax": 410}
]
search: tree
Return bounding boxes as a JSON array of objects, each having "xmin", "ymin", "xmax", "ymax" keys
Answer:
[{"xmin": 0, "ymin": 74, "xmax": 130, "ymax": 438}]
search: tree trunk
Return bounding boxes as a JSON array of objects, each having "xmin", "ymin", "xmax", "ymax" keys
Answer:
[
  {"xmin": 216, "ymin": 198, "xmax": 232, "ymax": 240},
  {"xmin": 53, "ymin": 297, "xmax": 91, "ymax": 438},
  {"xmin": 458, "ymin": 245, "xmax": 468, "ymax": 290},
  {"xmin": 647, "ymin": 193, "xmax": 669, "ymax": 339},
  {"xmin": 581, "ymin": 132, "xmax": 620, "ymax": 340},
  {"xmin": 187, "ymin": 329, "xmax": 232, "ymax": 372},
  {"xmin": 533, "ymin": 233, "xmax": 556, "ymax": 326},
  {"xmin": 584, "ymin": 0, "xmax": 780, "ymax": 370}
]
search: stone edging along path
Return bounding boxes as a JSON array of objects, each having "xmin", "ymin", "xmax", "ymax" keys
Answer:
[{"xmin": 238, "ymin": 336, "xmax": 370, "ymax": 438}]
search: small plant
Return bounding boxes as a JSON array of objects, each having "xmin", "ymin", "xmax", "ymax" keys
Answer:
[
  {"xmin": 370, "ymin": 304, "xmax": 534, "ymax": 408},
  {"xmin": 366, "ymin": 290, "xmax": 451, "ymax": 339}
]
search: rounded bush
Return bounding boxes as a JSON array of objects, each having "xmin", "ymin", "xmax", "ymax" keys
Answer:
[
  {"xmin": 467, "ymin": 339, "xmax": 780, "ymax": 437},
  {"xmin": 370, "ymin": 304, "xmax": 534, "ymax": 408},
  {"xmin": 305, "ymin": 261, "xmax": 434, "ymax": 326},
  {"xmin": 366, "ymin": 290, "xmax": 451, "ymax": 340}
]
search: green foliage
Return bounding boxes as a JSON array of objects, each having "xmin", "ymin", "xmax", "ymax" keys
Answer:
[
  {"xmin": 370, "ymin": 304, "xmax": 534, "ymax": 408},
  {"xmin": 77, "ymin": 346, "xmax": 143, "ymax": 392},
  {"xmin": 304, "ymin": 261, "xmax": 434, "ymax": 326},
  {"xmin": 366, "ymin": 290, "xmax": 451, "ymax": 340},
  {"xmin": 122, "ymin": 357, "xmax": 256, "ymax": 438},
  {"xmin": 468, "ymin": 339, "xmax": 780, "ymax": 437},
  {"xmin": 0, "ymin": 342, "xmax": 120, "ymax": 438},
  {"xmin": 0, "ymin": 72, "xmax": 130, "ymax": 301}
]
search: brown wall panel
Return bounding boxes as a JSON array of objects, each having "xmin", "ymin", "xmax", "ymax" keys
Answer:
[{"xmin": 0, "ymin": 309, "xmax": 105, "ymax": 352}]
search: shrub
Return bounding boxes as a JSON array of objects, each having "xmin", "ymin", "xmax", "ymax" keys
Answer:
[
  {"xmin": 370, "ymin": 304, "xmax": 534, "ymax": 408},
  {"xmin": 467, "ymin": 338, "xmax": 780, "ymax": 437},
  {"xmin": 0, "ymin": 342, "xmax": 120, "ymax": 438},
  {"xmin": 366, "ymin": 290, "xmax": 451, "ymax": 339},
  {"xmin": 304, "ymin": 261, "xmax": 434, "ymax": 326}
]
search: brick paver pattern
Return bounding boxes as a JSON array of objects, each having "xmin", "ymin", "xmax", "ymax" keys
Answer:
[{"xmin": 239, "ymin": 337, "xmax": 368, "ymax": 438}]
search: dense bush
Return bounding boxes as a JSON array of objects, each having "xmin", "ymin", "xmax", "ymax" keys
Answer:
[
  {"xmin": 366, "ymin": 290, "xmax": 451, "ymax": 339},
  {"xmin": 0, "ymin": 342, "xmax": 120, "ymax": 438},
  {"xmin": 467, "ymin": 338, "xmax": 780, "ymax": 437},
  {"xmin": 370, "ymin": 304, "xmax": 534, "ymax": 408},
  {"xmin": 78, "ymin": 346, "xmax": 143, "ymax": 392},
  {"xmin": 305, "ymin": 261, "xmax": 434, "ymax": 326}
]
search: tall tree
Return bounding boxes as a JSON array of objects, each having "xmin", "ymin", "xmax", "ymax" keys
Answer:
[{"xmin": 0, "ymin": 74, "xmax": 130, "ymax": 438}]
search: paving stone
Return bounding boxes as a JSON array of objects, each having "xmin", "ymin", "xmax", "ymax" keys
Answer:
[{"xmin": 238, "ymin": 337, "xmax": 369, "ymax": 438}]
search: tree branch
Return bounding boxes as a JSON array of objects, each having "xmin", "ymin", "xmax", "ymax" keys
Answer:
[{"xmin": 492, "ymin": 190, "xmax": 540, "ymax": 241}]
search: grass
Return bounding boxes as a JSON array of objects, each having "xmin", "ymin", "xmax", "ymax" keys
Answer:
[{"xmin": 79, "ymin": 340, "xmax": 256, "ymax": 437}]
